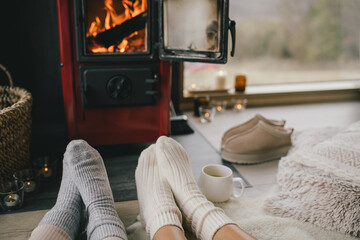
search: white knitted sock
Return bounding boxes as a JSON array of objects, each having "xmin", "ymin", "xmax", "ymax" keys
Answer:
[
  {"xmin": 38, "ymin": 159, "xmax": 82, "ymax": 240},
  {"xmin": 65, "ymin": 140, "xmax": 127, "ymax": 240},
  {"xmin": 135, "ymin": 145, "xmax": 183, "ymax": 239},
  {"xmin": 156, "ymin": 136, "xmax": 236, "ymax": 240}
]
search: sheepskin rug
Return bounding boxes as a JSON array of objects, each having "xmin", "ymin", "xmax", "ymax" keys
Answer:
[{"xmin": 265, "ymin": 121, "xmax": 360, "ymax": 237}]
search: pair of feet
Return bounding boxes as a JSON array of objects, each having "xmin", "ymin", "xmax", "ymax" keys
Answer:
[
  {"xmin": 136, "ymin": 136, "xmax": 234, "ymax": 240},
  {"xmin": 31, "ymin": 137, "xmax": 235, "ymax": 240}
]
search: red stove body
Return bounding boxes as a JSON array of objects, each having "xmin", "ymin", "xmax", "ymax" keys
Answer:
[
  {"xmin": 56, "ymin": 0, "xmax": 234, "ymax": 145},
  {"xmin": 56, "ymin": 0, "xmax": 171, "ymax": 145}
]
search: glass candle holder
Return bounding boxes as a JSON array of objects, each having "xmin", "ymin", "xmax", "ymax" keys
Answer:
[
  {"xmin": 32, "ymin": 156, "xmax": 59, "ymax": 182},
  {"xmin": 199, "ymin": 106, "xmax": 216, "ymax": 123},
  {"xmin": 232, "ymin": 98, "xmax": 248, "ymax": 112},
  {"xmin": 193, "ymin": 96, "xmax": 210, "ymax": 117},
  {"xmin": 13, "ymin": 169, "xmax": 38, "ymax": 194},
  {"xmin": 211, "ymin": 100, "xmax": 227, "ymax": 113},
  {"xmin": 0, "ymin": 180, "xmax": 25, "ymax": 211}
]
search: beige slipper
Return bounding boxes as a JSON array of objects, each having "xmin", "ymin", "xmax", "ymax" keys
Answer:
[
  {"xmin": 221, "ymin": 120, "xmax": 293, "ymax": 164},
  {"xmin": 221, "ymin": 114, "xmax": 285, "ymax": 148}
]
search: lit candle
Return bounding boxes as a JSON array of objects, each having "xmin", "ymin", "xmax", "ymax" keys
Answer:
[
  {"xmin": 211, "ymin": 100, "xmax": 227, "ymax": 113},
  {"xmin": 235, "ymin": 104, "xmax": 243, "ymax": 110},
  {"xmin": 232, "ymin": 99, "xmax": 247, "ymax": 112},
  {"xmin": 4, "ymin": 193, "xmax": 20, "ymax": 207},
  {"xmin": 199, "ymin": 106, "xmax": 215, "ymax": 123},
  {"xmin": 215, "ymin": 70, "xmax": 227, "ymax": 89},
  {"xmin": 40, "ymin": 164, "xmax": 53, "ymax": 178},
  {"xmin": 24, "ymin": 180, "xmax": 36, "ymax": 193}
]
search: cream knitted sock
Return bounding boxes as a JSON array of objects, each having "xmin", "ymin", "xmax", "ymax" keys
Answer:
[
  {"xmin": 65, "ymin": 140, "xmax": 127, "ymax": 240},
  {"xmin": 135, "ymin": 144, "xmax": 183, "ymax": 239},
  {"xmin": 156, "ymin": 136, "xmax": 236, "ymax": 240}
]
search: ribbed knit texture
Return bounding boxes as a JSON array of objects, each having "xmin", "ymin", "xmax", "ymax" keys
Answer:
[
  {"xmin": 37, "ymin": 158, "xmax": 82, "ymax": 240},
  {"xmin": 135, "ymin": 145, "xmax": 183, "ymax": 239},
  {"xmin": 156, "ymin": 136, "xmax": 236, "ymax": 240},
  {"xmin": 65, "ymin": 140, "xmax": 127, "ymax": 240},
  {"xmin": 29, "ymin": 224, "xmax": 72, "ymax": 240},
  {"xmin": 102, "ymin": 238, "xmax": 125, "ymax": 240}
]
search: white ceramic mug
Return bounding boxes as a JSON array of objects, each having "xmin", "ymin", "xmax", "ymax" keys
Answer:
[{"xmin": 198, "ymin": 164, "xmax": 245, "ymax": 202}]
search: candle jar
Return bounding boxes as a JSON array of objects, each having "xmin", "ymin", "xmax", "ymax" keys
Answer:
[
  {"xmin": 32, "ymin": 156, "xmax": 59, "ymax": 183},
  {"xmin": 193, "ymin": 96, "xmax": 210, "ymax": 117},
  {"xmin": 232, "ymin": 98, "xmax": 248, "ymax": 112},
  {"xmin": 13, "ymin": 169, "xmax": 38, "ymax": 194},
  {"xmin": 0, "ymin": 180, "xmax": 25, "ymax": 211},
  {"xmin": 235, "ymin": 75, "xmax": 247, "ymax": 92},
  {"xmin": 211, "ymin": 100, "xmax": 227, "ymax": 113},
  {"xmin": 199, "ymin": 106, "xmax": 216, "ymax": 123}
]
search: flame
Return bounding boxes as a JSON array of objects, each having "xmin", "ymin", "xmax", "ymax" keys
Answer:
[
  {"xmin": 235, "ymin": 104, "xmax": 243, "ymax": 110},
  {"xmin": 87, "ymin": 0, "xmax": 147, "ymax": 53}
]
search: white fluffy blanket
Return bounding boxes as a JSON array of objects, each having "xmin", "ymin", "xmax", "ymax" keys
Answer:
[{"xmin": 265, "ymin": 122, "xmax": 360, "ymax": 237}]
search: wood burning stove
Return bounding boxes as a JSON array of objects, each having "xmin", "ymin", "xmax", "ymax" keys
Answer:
[{"xmin": 56, "ymin": 0, "xmax": 235, "ymax": 145}]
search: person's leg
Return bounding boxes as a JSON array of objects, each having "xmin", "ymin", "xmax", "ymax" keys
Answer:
[
  {"xmin": 29, "ymin": 157, "xmax": 82, "ymax": 240},
  {"xmin": 135, "ymin": 144, "xmax": 186, "ymax": 240},
  {"xmin": 156, "ymin": 136, "xmax": 257, "ymax": 240},
  {"xmin": 65, "ymin": 140, "xmax": 127, "ymax": 240},
  {"xmin": 153, "ymin": 226, "xmax": 187, "ymax": 240},
  {"xmin": 213, "ymin": 224, "xmax": 256, "ymax": 240}
]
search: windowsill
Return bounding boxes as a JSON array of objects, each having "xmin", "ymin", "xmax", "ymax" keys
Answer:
[
  {"xmin": 244, "ymin": 80, "xmax": 360, "ymax": 94},
  {"xmin": 179, "ymin": 80, "xmax": 360, "ymax": 111}
]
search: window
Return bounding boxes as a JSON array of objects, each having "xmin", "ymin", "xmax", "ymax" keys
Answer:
[{"xmin": 183, "ymin": 0, "xmax": 360, "ymax": 96}]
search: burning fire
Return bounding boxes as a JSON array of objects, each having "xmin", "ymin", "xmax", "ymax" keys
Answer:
[{"xmin": 87, "ymin": 0, "xmax": 147, "ymax": 53}]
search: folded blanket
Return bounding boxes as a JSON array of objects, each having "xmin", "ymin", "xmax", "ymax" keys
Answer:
[
  {"xmin": 265, "ymin": 122, "xmax": 360, "ymax": 237},
  {"xmin": 293, "ymin": 121, "xmax": 360, "ymax": 183}
]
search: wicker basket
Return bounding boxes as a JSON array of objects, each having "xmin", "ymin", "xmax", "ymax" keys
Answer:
[{"xmin": 0, "ymin": 64, "xmax": 32, "ymax": 184}]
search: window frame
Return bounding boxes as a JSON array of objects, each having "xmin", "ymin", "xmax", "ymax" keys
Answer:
[{"xmin": 172, "ymin": 62, "xmax": 360, "ymax": 112}]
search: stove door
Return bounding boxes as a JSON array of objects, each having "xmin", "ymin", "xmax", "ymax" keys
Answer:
[{"xmin": 158, "ymin": 0, "xmax": 235, "ymax": 63}]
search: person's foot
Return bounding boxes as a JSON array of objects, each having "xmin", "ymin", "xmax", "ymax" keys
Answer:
[
  {"xmin": 65, "ymin": 140, "xmax": 127, "ymax": 240},
  {"xmin": 31, "ymin": 156, "xmax": 82, "ymax": 240},
  {"xmin": 135, "ymin": 144, "xmax": 183, "ymax": 239},
  {"xmin": 156, "ymin": 136, "xmax": 235, "ymax": 240}
]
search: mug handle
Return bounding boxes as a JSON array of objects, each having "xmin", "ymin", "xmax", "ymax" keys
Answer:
[{"xmin": 232, "ymin": 177, "xmax": 245, "ymax": 198}]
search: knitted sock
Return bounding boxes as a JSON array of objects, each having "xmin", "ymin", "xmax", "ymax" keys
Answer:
[
  {"xmin": 156, "ymin": 136, "xmax": 236, "ymax": 240},
  {"xmin": 29, "ymin": 225, "xmax": 72, "ymax": 240},
  {"xmin": 135, "ymin": 144, "xmax": 183, "ymax": 239},
  {"xmin": 35, "ymin": 158, "xmax": 82, "ymax": 240},
  {"xmin": 65, "ymin": 140, "xmax": 127, "ymax": 240}
]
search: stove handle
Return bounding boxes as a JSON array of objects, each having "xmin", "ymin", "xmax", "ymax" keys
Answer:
[
  {"xmin": 229, "ymin": 20, "xmax": 236, "ymax": 57},
  {"xmin": 145, "ymin": 75, "xmax": 159, "ymax": 98}
]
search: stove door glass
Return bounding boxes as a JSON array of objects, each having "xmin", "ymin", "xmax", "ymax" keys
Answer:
[
  {"xmin": 84, "ymin": 0, "xmax": 148, "ymax": 54},
  {"xmin": 159, "ymin": 0, "xmax": 232, "ymax": 63}
]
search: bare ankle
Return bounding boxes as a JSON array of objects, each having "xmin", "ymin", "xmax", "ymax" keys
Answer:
[
  {"xmin": 153, "ymin": 225, "xmax": 187, "ymax": 240},
  {"xmin": 213, "ymin": 224, "xmax": 257, "ymax": 240}
]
